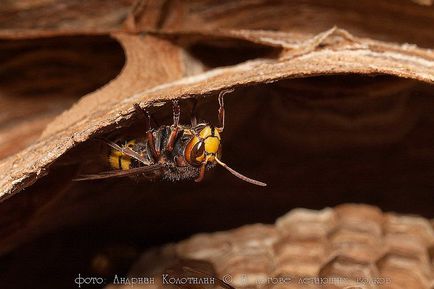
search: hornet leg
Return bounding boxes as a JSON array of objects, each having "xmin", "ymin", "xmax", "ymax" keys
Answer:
[
  {"xmin": 217, "ymin": 89, "xmax": 233, "ymax": 132},
  {"xmin": 166, "ymin": 100, "xmax": 180, "ymax": 152},
  {"xmin": 134, "ymin": 104, "xmax": 159, "ymax": 161}
]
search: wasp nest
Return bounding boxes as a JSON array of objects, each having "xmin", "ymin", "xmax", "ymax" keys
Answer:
[
  {"xmin": 0, "ymin": 1, "xmax": 433, "ymax": 288},
  {"xmin": 105, "ymin": 204, "xmax": 434, "ymax": 289}
]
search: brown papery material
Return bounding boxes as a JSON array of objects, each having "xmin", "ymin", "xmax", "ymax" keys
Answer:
[
  {"xmin": 0, "ymin": 1, "xmax": 434, "ymax": 288},
  {"xmin": 105, "ymin": 204, "xmax": 434, "ymax": 289}
]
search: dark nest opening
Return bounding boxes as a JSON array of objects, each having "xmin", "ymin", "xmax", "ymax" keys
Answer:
[{"xmin": 0, "ymin": 35, "xmax": 125, "ymax": 160}]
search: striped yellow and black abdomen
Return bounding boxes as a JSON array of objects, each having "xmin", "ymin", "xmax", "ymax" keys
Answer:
[{"xmin": 108, "ymin": 139, "xmax": 139, "ymax": 170}]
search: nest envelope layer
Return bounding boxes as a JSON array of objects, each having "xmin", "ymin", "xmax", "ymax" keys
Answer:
[
  {"xmin": 1, "ymin": 0, "xmax": 434, "ymax": 200},
  {"xmin": 1, "ymin": 27, "xmax": 434, "ymax": 199}
]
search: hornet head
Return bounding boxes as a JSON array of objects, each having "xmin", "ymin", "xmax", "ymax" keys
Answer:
[{"xmin": 185, "ymin": 125, "xmax": 266, "ymax": 186}]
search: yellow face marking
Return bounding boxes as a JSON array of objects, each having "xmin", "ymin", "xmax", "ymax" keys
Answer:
[
  {"xmin": 204, "ymin": 137, "xmax": 220, "ymax": 155},
  {"xmin": 185, "ymin": 126, "xmax": 222, "ymax": 166}
]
